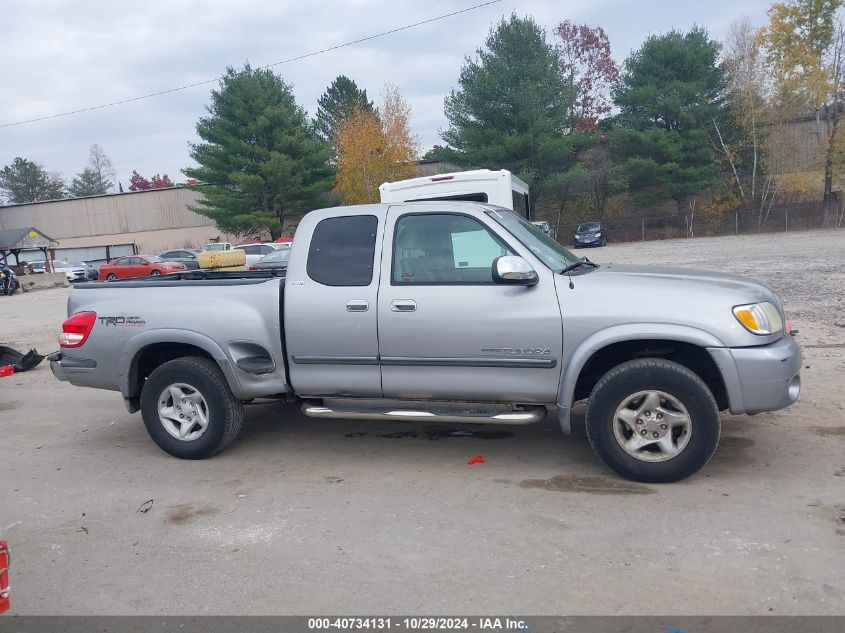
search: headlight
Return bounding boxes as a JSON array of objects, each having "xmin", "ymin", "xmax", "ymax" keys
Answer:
[{"xmin": 732, "ymin": 302, "xmax": 783, "ymax": 335}]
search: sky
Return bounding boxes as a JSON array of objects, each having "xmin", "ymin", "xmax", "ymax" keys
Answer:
[{"xmin": 1, "ymin": 0, "xmax": 773, "ymax": 191}]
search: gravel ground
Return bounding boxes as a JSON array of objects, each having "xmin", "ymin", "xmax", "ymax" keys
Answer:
[{"xmin": 1, "ymin": 228, "xmax": 844, "ymax": 616}]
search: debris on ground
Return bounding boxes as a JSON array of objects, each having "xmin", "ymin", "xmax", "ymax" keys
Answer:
[
  {"xmin": 0, "ymin": 346, "xmax": 45, "ymax": 372},
  {"xmin": 136, "ymin": 499, "xmax": 154, "ymax": 514}
]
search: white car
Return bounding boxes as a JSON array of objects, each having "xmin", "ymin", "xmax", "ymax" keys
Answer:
[
  {"xmin": 234, "ymin": 243, "xmax": 282, "ymax": 267},
  {"xmin": 202, "ymin": 242, "xmax": 232, "ymax": 252},
  {"xmin": 50, "ymin": 260, "xmax": 88, "ymax": 282}
]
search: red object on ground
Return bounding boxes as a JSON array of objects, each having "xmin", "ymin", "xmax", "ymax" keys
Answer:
[
  {"xmin": 0, "ymin": 366, "xmax": 14, "ymax": 378},
  {"xmin": 0, "ymin": 540, "xmax": 9, "ymax": 614},
  {"xmin": 467, "ymin": 455, "xmax": 485, "ymax": 466},
  {"xmin": 274, "ymin": 236, "xmax": 293, "ymax": 243}
]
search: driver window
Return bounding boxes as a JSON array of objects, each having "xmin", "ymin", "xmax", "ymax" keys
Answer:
[{"xmin": 393, "ymin": 214, "xmax": 512, "ymax": 284}]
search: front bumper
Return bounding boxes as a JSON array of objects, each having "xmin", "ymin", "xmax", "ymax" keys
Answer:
[
  {"xmin": 573, "ymin": 235, "xmax": 602, "ymax": 246},
  {"xmin": 708, "ymin": 335, "xmax": 802, "ymax": 415}
]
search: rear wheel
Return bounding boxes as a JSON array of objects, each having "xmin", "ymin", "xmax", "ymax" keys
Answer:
[
  {"xmin": 140, "ymin": 357, "xmax": 243, "ymax": 459},
  {"xmin": 585, "ymin": 358, "xmax": 720, "ymax": 483}
]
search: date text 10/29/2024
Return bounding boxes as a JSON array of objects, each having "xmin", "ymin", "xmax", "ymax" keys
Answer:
[{"xmin": 308, "ymin": 618, "xmax": 529, "ymax": 631}]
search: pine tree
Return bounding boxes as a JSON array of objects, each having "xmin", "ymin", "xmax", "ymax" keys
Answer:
[
  {"xmin": 0, "ymin": 157, "xmax": 65, "ymax": 203},
  {"xmin": 68, "ymin": 168, "xmax": 107, "ymax": 197},
  {"xmin": 184, "ymin": 64, "xmax": 334, "ymax": 239},
  {"xmin": 315, "ymin": 75, "xmax": 374, "ymax": 147}
]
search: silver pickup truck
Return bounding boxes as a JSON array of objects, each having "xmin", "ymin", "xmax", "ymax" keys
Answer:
[{"xmin": 50, "ymin": 202, "xmax": 801, "ymax": 482}]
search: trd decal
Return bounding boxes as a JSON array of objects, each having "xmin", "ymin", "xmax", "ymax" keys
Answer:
[{"xmin": 98, "ymin": 316, "xmax": 146, "ymax": 327}]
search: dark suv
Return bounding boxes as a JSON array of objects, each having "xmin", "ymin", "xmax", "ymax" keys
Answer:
[{"xmin": 573, "ymin": 222, "xmax": 607, "ymax": 248}]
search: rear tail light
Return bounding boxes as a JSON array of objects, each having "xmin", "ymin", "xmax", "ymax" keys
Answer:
[
  {"xmin": 248, "ymin": 266, "xmax": 258, "ymax": 271},
  {"xmin": 59, "ymin": 311, "xmax": 97, "ymax": 348}
]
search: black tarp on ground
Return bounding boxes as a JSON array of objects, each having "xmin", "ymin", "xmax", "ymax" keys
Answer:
[{"xmin": 0, "ymin": 346, "xmax": 44, "ymax": 371}]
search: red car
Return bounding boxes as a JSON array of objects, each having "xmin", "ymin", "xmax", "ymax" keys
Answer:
[{"xmin": 98, "ymin": 255, "xmax": 187, "ymax": 281}]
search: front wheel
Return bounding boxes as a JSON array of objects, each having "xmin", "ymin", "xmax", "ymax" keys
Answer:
[
  {"xmin": 140, "ymin": 357, "xmax": 243, "ymax": 459},
  {"xmin": 106, "ymin": 273, "xmax": 118, "ymax": 281},
  {"xmin": 150, "ymin": 270, "xmax": 161, "ymax": 276},
  {"xmin": 585, "ymin": 358, "xmax": 720, "ymax": 483}
]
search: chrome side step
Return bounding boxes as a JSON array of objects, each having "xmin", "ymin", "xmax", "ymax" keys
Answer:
[{"xmin": 301, "ymin": 400, "xmax": 547, "ymax": 425}]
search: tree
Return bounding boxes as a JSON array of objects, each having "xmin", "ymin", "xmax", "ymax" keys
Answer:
[
  {"xmin": 129, "ymin": 170, "xmax": 151, "ymax": 191},
  {"xmin": 765, "ymin": 0, "xmax": 845, "ymax": 202},
  {"xmin": 184, "ymin": 64, "xmax": 334, "ymax": 239},
  {"xmin": 129, "ymin": 170, "xmax": 175, "ymax": 191},
  {"xmin": 555, "ymin": 20, "xmax": 620, "ymax": 132},
  {"xmin": 68, "ymin": 168, "xmax": 106, "ymax": 197},
  {"xmin": 334, "ymin": 84, "xmax": 419, "ymax": 204},
  {"xmin": 150, "ymin": 174, "xmax": 175, "ymax": 188},
  {"xmin": 88, "ymin": 144, "xmax": 115, "ymax": 192},
  {"xmin": 315, "ymin": 76, "xmax": 375, "ymax": 148},
  {"xmin": 0, "ymin": 157, "xmax": 65, "ymax": 203},
  {"xmin": 68, "ymin": 144, "xmax": 115, "ymax": 197},
  {"xmin": 611, "ymin": 27, "xmax": 727, "ymax": 213},
  {"xmin": 441, "ymin": 14, "xmax": 582, "ymax": 202}
]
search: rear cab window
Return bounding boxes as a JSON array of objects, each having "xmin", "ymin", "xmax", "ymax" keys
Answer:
[{"xmin": 307, "ymin": 215, "xmax": 378, "ymax": 286}]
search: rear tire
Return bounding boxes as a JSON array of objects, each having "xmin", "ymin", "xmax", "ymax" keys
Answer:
[
  {"xmin": 585, "ymin": 358, "xmax": 720, "ymax": 483},
  {"xmin": 140, "ymin": 356, "xmax": 243, "ymax": 459}
]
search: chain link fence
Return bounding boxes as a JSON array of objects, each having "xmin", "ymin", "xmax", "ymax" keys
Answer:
[{"xmin": 552, "ymin": 202, "xmax": 845, "ymax": 245}]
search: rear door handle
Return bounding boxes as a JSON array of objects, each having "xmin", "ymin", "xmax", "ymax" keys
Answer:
[
  {"xmin": 346, "ymin": 300, "xmax": 369, "ymax": 312},
  {"xmin": 390, "ymin": 299, "xmax": 417, "ymax": 312}
]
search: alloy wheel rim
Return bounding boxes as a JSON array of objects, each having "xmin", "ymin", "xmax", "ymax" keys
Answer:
[
  {"xmin": 612, "ymin": 390, "xmax": 692, "ymax": 462},
  {"xmin": 157, "ymin": 382, "xmax": 210, "ymax": 441}
]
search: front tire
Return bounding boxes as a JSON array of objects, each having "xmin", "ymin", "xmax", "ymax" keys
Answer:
[
  {"xmin": 150, "ymin": 270, "xmax": 161, "ymax": 276},
  {"xmin": 106, "ymin": 273, "xmax": 118, "ymax": 281},
  {"xmin": 140, "ymin": 356, "xmax": 243, "ymax": 459},
  {"xmin": 585, "ymin": 358, "xmax": 720, "ymax": 483}
]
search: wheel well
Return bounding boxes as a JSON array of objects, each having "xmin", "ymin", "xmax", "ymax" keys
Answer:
[
  {"xmin": 573, "ymin": 339, "xmax": 729, "ymax": 410},
  {"xmin": 128, "ymin": 343, "xmax": 214, "ymax": 399}
]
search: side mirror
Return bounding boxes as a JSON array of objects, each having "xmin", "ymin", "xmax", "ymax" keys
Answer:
[{"xmin": 492, "ymin": 256, "xmax": 538, "ymax": 286}]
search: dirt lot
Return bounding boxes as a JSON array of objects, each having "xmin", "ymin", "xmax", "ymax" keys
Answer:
[{"xmin": 1, "ymin": 229, "xmax": 844, "ymax": 615}]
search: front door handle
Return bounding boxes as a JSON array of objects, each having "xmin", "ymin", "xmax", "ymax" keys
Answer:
[
  {"xmin": 390, "ymin": 299, "xmax": 417, "ymax": 312},
  {"xmin": 346, "ymin": 300, "xmax": 369, "ymax": 312}
]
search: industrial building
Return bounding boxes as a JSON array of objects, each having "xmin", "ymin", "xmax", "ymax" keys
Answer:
[{"xmin": 0, "ymin": 186, "xmax": 236, "ymax": 262}]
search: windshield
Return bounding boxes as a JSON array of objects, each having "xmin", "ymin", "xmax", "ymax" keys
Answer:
[
  {"xmin": 486, "ymin": 208, "xmax": 580, "ymax": 271},
  {"xmin": 146, "ymin": 256, "xmax": 164, "ymax": 263},
  {"xmin": 577, "ymin": 222, "xmax": 601, "ymax": 232},
  {"xmin": 261, "ymin": 249, "xmax": 290, "ymax": 262},
  {"xmin": 204, "ymin": 244, "xmax": 227, "ymax": 251}
]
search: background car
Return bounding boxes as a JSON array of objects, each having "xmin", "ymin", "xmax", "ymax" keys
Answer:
[
  {"xmin": 158, "ymin": 248, "xmax": 203, "ymax": 270},
  {"xmin": 84, "ymin": 261, "xmax": 104, "ymax": 280},
  {"xmin": 235, "ymin": 243, "xmax": 281, "ymax": 266},
  {"xmin": 98, "ymin": 255, "xmax": 187, "ymax": 280},
  {"xmin": 248, "ymin": 246, "xmax": 290, "ymax": 271},
  {"xmin": 27, "ymin": 261, "xmax": 46, "ymax": 273},
  {"xmin": 51, "ymin": 260, "xmax": 88, "ymax": 282},
  {"xmin": 573, "ymin": 222, "xmax": 607, "ymax": 248},
  {"xmin": 202, "ymin": 242, "xmax": 231, "ymax": 252}
]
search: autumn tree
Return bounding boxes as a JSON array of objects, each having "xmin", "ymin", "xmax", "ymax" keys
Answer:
[
  {"xmin": 555, "ymin": 20, "xmax": 619, "ymax": 131},
  {"xmin": 129, "ymin": 170, "xmax": 175, "ymax": 191},
  {"xmin": 184, "ymin": 64, "xmax": 334, "ymax": 239},
  {"xmin": 0, "ymin": 157, "xmax": 65, "ymax": 203},
  {"xmin": 69, "ymin": 144, "xmax": 115, "ymax": 197},
  {"xmin": 128, "ymin": 170, "xmax": 151, "ymax": 191},
  {"xmin": 441, "ymin": 14, "xmax": 583, "ymax": 202},
  {"xmin": 765, "ymin": 0, "xmax": 845, "ymax": 203},
  {"xmin": 315, "ymin": 75, "xmax": 375, "ymax": 149},
  {"xmin": 335, "ymin": 84, "xmax": 419, "ymax": 204}
]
